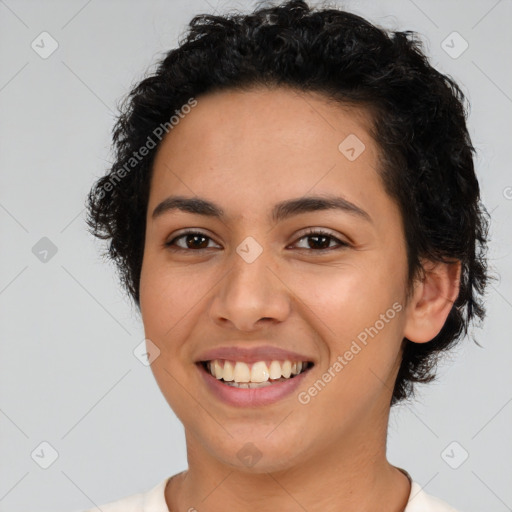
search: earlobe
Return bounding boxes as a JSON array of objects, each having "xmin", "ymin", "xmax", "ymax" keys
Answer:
[{"xmin": 403, "ymin": 259, "xmax": 461, "ymax": 344}]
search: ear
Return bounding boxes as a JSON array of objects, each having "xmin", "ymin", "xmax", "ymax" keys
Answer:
[{"xmin": 403, "ymin": 259, "xmax": 462, "ymax": 343}]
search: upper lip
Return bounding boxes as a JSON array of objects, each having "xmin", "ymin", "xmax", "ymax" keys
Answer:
[{"xmin": 195, "ymin": 344, "xmax": 315, "ymax": 364}]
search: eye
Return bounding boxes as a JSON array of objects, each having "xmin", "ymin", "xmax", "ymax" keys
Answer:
[
  {"xmin": 164, "ymin": 230, "xmax": 220, "ymax": 251},
  {"xmin": 291, "ymin": 228, "xmax": 350, "ymax": 252}
]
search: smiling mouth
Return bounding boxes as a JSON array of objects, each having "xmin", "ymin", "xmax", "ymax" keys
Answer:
[{"xmin": 199, "ymin": 359, "xmax": 314, "ymax": 388}]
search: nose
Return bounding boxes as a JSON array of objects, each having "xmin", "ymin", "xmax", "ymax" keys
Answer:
[{"xmin": 209, "ymin": 243, "xmax": 291, "ymax": 331}]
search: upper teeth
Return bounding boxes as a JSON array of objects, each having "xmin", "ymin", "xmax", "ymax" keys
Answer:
[{"xmin": 206, "ymin": 359, "xmax": 309, "ymax": 383}]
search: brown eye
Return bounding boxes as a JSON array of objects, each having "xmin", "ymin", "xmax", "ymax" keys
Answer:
[
  {"xmin": 165, "ymin": 231, "xmax": 219, "ymax": 251},
  {"xmin": 292, "ymin": 229, "xmax": 349, "ymax": 251}
]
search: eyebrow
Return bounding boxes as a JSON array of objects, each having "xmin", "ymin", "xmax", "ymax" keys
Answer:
[{"xmin": 151, "ymin": 194, "xmax": 372, "ymax": 224}]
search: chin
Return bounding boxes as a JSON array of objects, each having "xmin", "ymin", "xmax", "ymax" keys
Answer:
[{"xmin": 206, "ymin": 437, "xmax": 308, "ymax": 475}]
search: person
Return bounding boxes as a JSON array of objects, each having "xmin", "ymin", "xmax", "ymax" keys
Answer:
[{"xmin": 82, "ymin": 0, "xmax": 490, "ymax": 510}]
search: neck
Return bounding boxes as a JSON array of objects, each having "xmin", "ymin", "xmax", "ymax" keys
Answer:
[{"xmin": 165, "ymin": 412, "xmax": 411, "ymax": 512}]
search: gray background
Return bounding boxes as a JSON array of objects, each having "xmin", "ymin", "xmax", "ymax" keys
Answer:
[{"xmin": 1, "ymin": 0, "xmax": 511, "ymax": 511}]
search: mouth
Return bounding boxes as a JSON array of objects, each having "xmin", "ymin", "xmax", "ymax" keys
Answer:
[{"xmin": 199, "ymin": 359, "xmax": 314, "ymax": 388}]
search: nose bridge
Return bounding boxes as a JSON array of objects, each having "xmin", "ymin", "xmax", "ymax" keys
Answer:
[
  {"xmin": 210, "ymin": 233, "xmax": 290, "ymax": 329},
  {"xmin": 229, "ymin": 233, "xmax": 276, "ymax": 299}
]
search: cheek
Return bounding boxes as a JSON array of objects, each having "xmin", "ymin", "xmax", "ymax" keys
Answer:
[
  {"xmin": 140, "ymin": 262, "xmax": 200, "ymax": 408},
  {"xmin": 290, "ymin": 260, "xmax": 405, "ymax": 377},
  {"xmin": 140, "ymin": 259, "xmax": 203, "ymax": 337},
  {"xmin": 291, "ymin": 261, "xmax": 396, "ymax": 333}
]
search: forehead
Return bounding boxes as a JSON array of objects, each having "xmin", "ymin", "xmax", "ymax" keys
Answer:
[
  {"xmin": 155, "ymin": 86, "xmax": 375, "ymax": 161},
  {"xmin": 149, "ymin": 86, "xmax": 392, "ymax": 226}
]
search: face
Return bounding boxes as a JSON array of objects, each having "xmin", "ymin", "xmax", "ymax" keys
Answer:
[{"xmin": 139, "ymin": 87, "xmax": 411, "ymax": 472}]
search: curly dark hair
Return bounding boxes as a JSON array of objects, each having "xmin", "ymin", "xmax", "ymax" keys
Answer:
[{"xmin": 85, "ymin": 0, "xmax": 491, "ymax": 405}]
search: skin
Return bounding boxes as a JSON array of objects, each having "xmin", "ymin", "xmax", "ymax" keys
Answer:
[{"xmin": 139, "ymin": 86, "xmax": 461, "ymax": 512}]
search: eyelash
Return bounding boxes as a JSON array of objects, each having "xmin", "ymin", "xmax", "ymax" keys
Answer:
[{"xmin": 164, "ymin": 228, "xmax": 349, "ymax": 253}]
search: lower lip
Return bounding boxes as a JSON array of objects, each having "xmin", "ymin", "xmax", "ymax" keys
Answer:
[{"xmin": 197, "ymin": 362, "xmax": 312, "ymax": 407}]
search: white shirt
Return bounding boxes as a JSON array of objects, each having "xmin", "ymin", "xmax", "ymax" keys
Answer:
[{"xmin": 77, "ymin": 470, "xmax": 459, "ymax": 512}]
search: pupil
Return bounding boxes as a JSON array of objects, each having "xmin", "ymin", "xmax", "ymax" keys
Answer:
[
  {"xmin": 187, "ymin": 235, "xmax": 207, "ymax": 249},
  {"xmin": 310, "ymin": 235, "xmax": 329, "ymax": 249}
]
